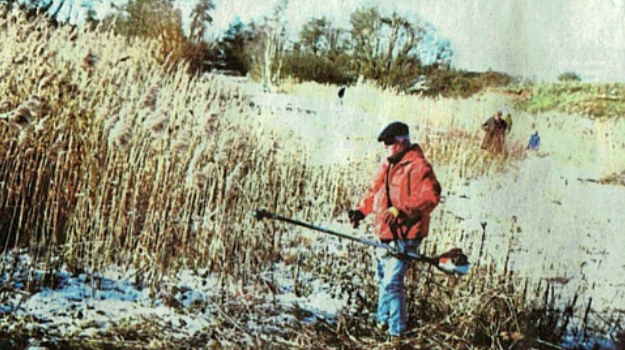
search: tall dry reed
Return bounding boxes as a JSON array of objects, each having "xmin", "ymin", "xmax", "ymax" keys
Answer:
[{"xmin": 0, "ymin": 9, "xmax": 618, "ymax": 349}]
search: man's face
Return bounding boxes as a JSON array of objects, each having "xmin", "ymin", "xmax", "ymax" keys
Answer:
[{"xmin": 384, "ymin": 137, "xmax": 407, "ymax": 158}]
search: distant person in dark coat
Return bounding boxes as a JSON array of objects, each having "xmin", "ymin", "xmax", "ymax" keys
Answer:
[
  {"xmin": 527, "ymin": 131, "xmax": 541, "ymax": 151},
  {"xmin": 481, "ymin": 111, "xmax": 508, "ymax": 155},
  {"xmin": 338, "ymin": 86, "xmax": 346, "ymax": 105},
  {"xmin": 503, "ymin": 107, "xmax": 512, "ymax": 135}
]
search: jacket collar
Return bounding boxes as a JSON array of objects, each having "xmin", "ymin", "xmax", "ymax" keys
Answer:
[{"xmin": 388, "ymin": 144, "xmax": 424, "ymax": 166}]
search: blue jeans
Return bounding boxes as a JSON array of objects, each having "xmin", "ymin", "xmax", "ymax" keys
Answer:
[{"xmin": 376, "ymin": 239, "xmax": 422, "ymax": 336}]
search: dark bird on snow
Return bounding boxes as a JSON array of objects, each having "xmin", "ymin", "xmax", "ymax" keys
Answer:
[{"xmin": 338, "ymin": 86, "xmax": 346, "ymax": 99}]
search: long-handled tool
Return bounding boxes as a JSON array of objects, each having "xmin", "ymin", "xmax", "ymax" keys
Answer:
[{"xmin": 253, "ymin": 208, "xmax": 470, "ymax": 276}]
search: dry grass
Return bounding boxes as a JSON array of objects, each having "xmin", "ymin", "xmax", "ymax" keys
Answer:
[{"xmin": 1, "ymin": 8, "xmax": 622, "ymax": 349}]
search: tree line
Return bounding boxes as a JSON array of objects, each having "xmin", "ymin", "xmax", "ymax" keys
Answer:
[{"xmin": 2, "ymin": 0, "xmax": 514, "ymax": 97}]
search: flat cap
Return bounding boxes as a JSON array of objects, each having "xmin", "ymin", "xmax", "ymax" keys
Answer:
[{"xmin": 377, "ymin": 121, "xmax": 409, "ymax": 142}]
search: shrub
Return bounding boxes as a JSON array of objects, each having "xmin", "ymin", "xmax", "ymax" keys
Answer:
[
  {"xmin": 281, "ymin": 51, "xmax": 355, "ymax": 85},
  {"xmin": 423, "ymin": 67, "xmax": 516, "ymax": 98},
  {"xmin": 514, "ymin": 82, "xmax": 625, "ymax": 119},
  {"xmin": 558, "ymin": 71, "xmax": 581, "ymax": 82}
]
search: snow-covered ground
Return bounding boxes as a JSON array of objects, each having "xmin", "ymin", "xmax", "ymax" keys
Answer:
[
  {"xmin": 246, "ymin": 88, "xmax": 625, "ymax": 347},
  {"xmin": 1, "ymin": 251, "xmax": 353, "ymax": 347},
  {"xmin": 446, "ymin": 154, "xmax": 625, "ymax": 311},
  {"xmin": 247, "ymin": 88, "xmax": 625, "ymax": 314},
  {"xmin": 1, "ymin": 86, "xmax": 623, "ymax": 349}
]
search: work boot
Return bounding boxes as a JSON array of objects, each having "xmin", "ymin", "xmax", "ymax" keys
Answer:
[
  {"xmin": 389, "ymin": 335, "xmax": 404, "ymax": 349},
  {"xmin": 383, "ymin": 335, "xmax": 403, "ymax": 350}
]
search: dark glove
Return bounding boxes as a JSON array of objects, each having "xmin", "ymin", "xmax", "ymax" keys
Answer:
[
  {"xmin": 406, "ymin": 209, "xmax": 422, "ymax": 226},
  {"xmin": 348, "ymin": 210, "xmax": 365, "ymax": 228}
]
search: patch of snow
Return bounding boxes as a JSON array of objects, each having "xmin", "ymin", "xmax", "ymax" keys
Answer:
[{"xmin": 2, "ymin": 250, "xmax": 353, "ymax": 342}]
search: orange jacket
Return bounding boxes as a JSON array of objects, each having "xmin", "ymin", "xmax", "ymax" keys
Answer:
[{"xmin": 357, "ymin": 144, "xmax": 441, "ymax": 240}]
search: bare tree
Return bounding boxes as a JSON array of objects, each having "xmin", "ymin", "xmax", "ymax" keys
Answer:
[
  {"xmin": 1, "ymin": 0, "xmax": 92, "ymax": 24},
  {"xmin": 247, "ymin": 0, "xmax": 289, "ymax": 87},
  {"xmin": 350, "ymin": 7, "xmax": 431, "ymax": 90},
  {"xmin": 188, "ymin": 0, "xmax": 214, "ymax": 44},
  {"xmin": 299, "ymin": 17, "xmax": 346, "ymax": 58}
]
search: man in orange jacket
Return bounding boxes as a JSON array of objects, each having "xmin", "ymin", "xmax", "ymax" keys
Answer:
[{"xmin": 348, "ymin": 121, "xmax": 441, "ymax": 339}]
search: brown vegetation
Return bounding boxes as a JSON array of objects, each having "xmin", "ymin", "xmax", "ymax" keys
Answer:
[{"xmin": 0, "ymin": 8, "xmax": 621, "ymax": 350}]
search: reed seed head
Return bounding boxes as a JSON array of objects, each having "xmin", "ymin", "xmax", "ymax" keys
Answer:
[
  {"xmin": 0, "ymin": 100, "xmax": 10, "ymax": 112},
  {"xmin": 141, "ymin": 85, "xmax": 160, "ymax": 110},
  {"xmin": 186, "ymin": 169, "xmax": 208, "ymax": 191},
  {"xmin": 24, "ymin": 96, "xmax": 42, "ymax": 115},
  {"xmin": 145, "ymin": 113, "xmax": 169, "ymax": 138},
  {"xmin": 13, "ymin": 53, "xmax": 27, "ymax": 65},
  {"xmin": 38, "ymin": 73, "xmax": 56, "ymax": 90},
  {"xmin": 41, "ymin": 50, "xmax": 56, "ymax": 63},
  {"xmin": 69, "ymin": 30, "xmax": 78, "ymax": 42},
  {"xmin": 34, "ymin": 115, "xmax": 49, "ymax": 133},
  {"xmin": 82, "ymin": 50, "xmax": 98, "ymax": 70},
  {"xmin": 108, "ymin": 119, "xmax": 133, "ymax": 150},
  {"xmin": 172, "ymin": 129, "xmax": 192, "ymax": 155},
  {"xmin": 10, "ymin": 105, "xmax": 33, "ymax": 129},
  {"xmin": 17, "ymin": 127, "xmax": 34, "ymax": 145},
  {"xmin": 201, "ymin": 112, "xmax": 219, "ymax": 139}
]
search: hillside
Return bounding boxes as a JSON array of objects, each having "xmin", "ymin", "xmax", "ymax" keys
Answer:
[{"xmin": 514, "ymin": 83, "xmax": 625, "ymax": 120}]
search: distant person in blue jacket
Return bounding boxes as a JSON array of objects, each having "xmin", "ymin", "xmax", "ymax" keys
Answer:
[{"xmin": 527, "ymin": 131, "xmax": 540, "ymax": 151}]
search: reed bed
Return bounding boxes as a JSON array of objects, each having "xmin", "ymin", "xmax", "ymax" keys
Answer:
[
  {"xmin": 0, "ymin": 8, "xmax": 510, "ymax": 289},
  {"xmin": 1, "ymin": 8, "xmax": 622, "ymax": 349},
  {"xmin": 0, "ymin": 10, "xmax": 284, "ymax": 284}
]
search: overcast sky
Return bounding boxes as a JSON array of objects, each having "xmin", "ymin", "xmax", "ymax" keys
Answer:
[
  {"xmin": 205, "ymin": 0, "xmax": 625, "ymax": 82},
  {"xmin": 73, "ymin": 0, "xmax": 625, "ymax": 82}
]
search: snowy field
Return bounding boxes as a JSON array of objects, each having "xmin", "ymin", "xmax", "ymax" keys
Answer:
[
  {"xmin": 247, "ymin": 88, "xmax": 625, "ymax": 313},
  {"xmin": 1, "ymin": 86, "xmax": 623, "ymax": 349}
]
